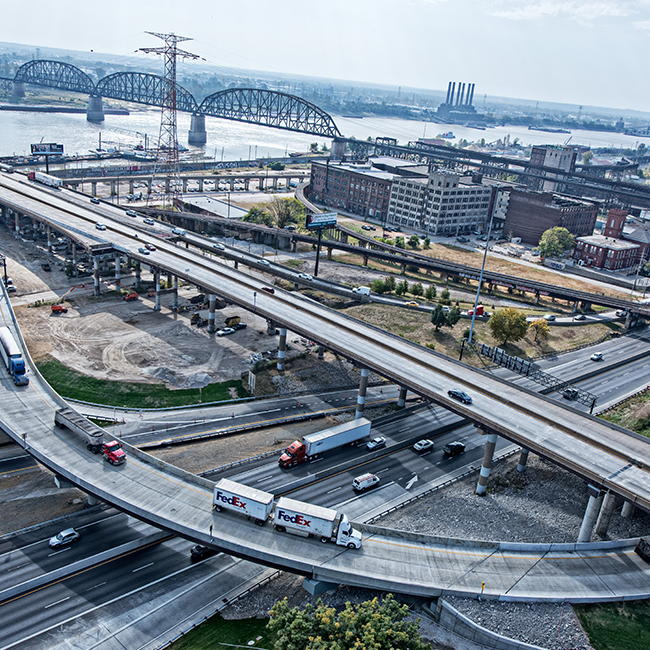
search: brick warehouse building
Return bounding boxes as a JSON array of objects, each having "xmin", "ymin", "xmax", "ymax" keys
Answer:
[
  {"xmin": 572, "ymin": 235, "xmax": 639, "ymax": 270},
  {"xmin": 502, "ymin": 190, "xmax": 599, "ymax": 245}
]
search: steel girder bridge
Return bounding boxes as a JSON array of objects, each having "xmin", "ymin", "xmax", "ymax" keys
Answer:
[{"xmin": 10, "ymin": 60, "xmax": 340, "ymax": 137}]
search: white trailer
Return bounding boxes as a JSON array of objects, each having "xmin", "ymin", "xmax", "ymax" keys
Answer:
[
  {"xmin": 54, "ymin": 407, "xmax": 103, "ymax": 453},
  {"xmin": 212, "ymin": 478, "xmax": 274, "ymax": 525},
  {"xmin": 29, "ymin": 171, "xmax": 62, "ymax": 188},
  {"xmin": 274, "ymin": 496, "xmax": 362, "ymax": 549}
]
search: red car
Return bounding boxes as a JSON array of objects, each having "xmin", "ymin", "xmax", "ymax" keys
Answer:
[
  {"xmin": 261, "ymin": 286, "xmax": 275, "ymax": 294},
  {"xmin": 144, "ymin": 243, "xmax": 156, "ymax": 251}
]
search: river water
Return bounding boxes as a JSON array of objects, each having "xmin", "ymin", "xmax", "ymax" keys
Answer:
[{"xmin": 0, "ymin": 106, "xmax": 645, "ymax": 163}]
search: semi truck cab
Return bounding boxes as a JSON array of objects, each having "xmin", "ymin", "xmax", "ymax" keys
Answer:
[{"xmin": 103, "ymin": 440, "xmax": 127, "ymax": 465}]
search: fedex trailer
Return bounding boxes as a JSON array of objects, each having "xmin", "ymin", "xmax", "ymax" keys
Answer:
[{"xmin": 212, "ymin": 478, "xmax": 274, "ymax": 526}]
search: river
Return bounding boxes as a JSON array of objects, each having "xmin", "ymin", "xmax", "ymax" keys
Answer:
[{"xmin": 0, "ymin": 105, "xmax": 646, "ymax": 163}]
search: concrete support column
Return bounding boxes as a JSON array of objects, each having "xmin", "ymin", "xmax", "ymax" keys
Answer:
[
  {"xmin": 355, "ymin": 368, "xmax": 370, "ymax": 419},
  {"xmin": 47, "ymin": 224, "xmax": 52, "ymax": 250},
  {"xmin": 207, "ymin": 294, "xmax": 216, "ymax": 333},
  {"xmin": 198, "ymin": 179, "xmax": 204, "ymax": 192},
  {"xmin": 363, "ymin": 255, "xmax": 368, "ymax": 267},
  {"xmin": 317, "ymin": 345, "xmax": 325, "ymax": 360},
  {"xmin": 291, "ymin": 240, "xmax": 297, "ymax": 253},
  {"xmin": 11, "ymin": 81, "xmax": 25, "ymax": 99},
  {"xmin": 330, "ymin": 139, "xmax": 346, "ymax": 161},
  {"xmin": 266, "ymin": 320, "xmax": 276, "ymax": 335},
  {"xmin": 134, "ymin": 261, "xmax": 141, "ymax": 289},
  {"xmin": 173, "ymin": 276, "xmax": 179, "ymax": 309},
  {"xmin": 577, "ymin": 486, "xmax": 603, "ymax": 543},
  {"xmin": 397, "ymin": 386, "xmax": 408, "ymax": 408},
  {"xmin": 401, "ymin": 263, "xmax": 406, "ymax": 274},
  {"xmin": 516, "ymin": 448, "xmax": 530, "ymax": 473},
  {"xmin": 93, "ymin": 257, "xmax": 101, "ymax": 297},
  {"xmin": 110, "ymin": 180, "xmax": 116, "ymax": 196},
  {"xmin": 476, "ymin": 432, "xmax": 499, "ymax": 495},
  {"xmin": 86, "ymin": 95, "xmax": 105, "ymax": 122},
  {"xmin": 114, "ymin": 254, "xmax": 121, "ymax": 286},
  {"xmin": 595, "ymin": 492, "xmax": 618, "ymax": 538},
  {"xmin": 573, "ymin": 300, "xmax": 579, "ymax": 313},
  {"xmin": 245, "ymin": 180, "xmax": 250, "ymax": 191},
  {"xmin": 154, "ymin": 272, "xmax": 161, "ymax": 311},
  {"xmin": 129, "ymin": 180, "xmax": 134, "ymax": 193},
  {"xmin": 621, "ymin": 501, "xmax": 635, "ymax": 518},
  {"xmin": 534, "ymin": 291, "xmax": 540, "ymax": 305},
  {"xmin": 187, "ymin": 113, "xmax": 207, "ymax": 145},
  {"xmin": 14, "ymin": 212, "xmax": 19, "ymax": 232},
  {"xmin": 327, "ymin": 247, "xmax": 333, "ymax": 260},
  {"xmin": 71, "ymin": 242, "xmax": 77, "ymax": 267},
  {"xmin": 182, "ymin": 178, "xmax": 188, "ymax": 193},
  {"xmin": 87, "ymin": 494, "xmax": 100, "ymax": 506},
  {"xmin": 277, "ymin": 328, "xmax": 287, "ymax": 371},
  {"xmin": 234, "ymin": 260, "xmax": 239, "ymax": 269},
  {"xmin": 91, "ymin": 181, "xmax": 97, "ymax": 197}
]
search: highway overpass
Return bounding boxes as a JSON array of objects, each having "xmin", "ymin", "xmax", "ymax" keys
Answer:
[{"xmin": 1, "ymin": 171, "xmax": 650, "ymax": 601}]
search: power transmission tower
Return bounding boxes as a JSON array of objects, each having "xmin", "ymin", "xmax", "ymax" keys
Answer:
[{"xmin": 139, "ymin": 32, "xmax": 201, "ymax": 209}]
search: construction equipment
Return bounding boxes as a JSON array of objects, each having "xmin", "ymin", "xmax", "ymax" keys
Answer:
[{"xmin": 51, "ymin": 285, "xmax": 87, "ymax": 314}]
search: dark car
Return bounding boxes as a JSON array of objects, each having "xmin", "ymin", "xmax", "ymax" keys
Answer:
[
  {"xmin": 562, "ymin": 388, "xmax": 579, "ymax": 400},
  {"xmin": 233, "ymin": 322, "xmax": 247, "ymax": 330},
  {"xmin": 448, "ymin": 388, "xmax": 472, "ymax": 404},
  {"xmin": 443, "ymin": 441, "xmax": 466, "ymax": 456},
  {"xmin": 190, "ymin": 544, "xmax": 219, "ymax": 562},
  {"xmin": 41, "ymin": 262, "xmax": 51, "ymax": 271},
  {"xmin": 90, "ymin": 197, "xmax": 100, "ymax": 205},
  {"xmin": 261, "ymin": 286, "xmax": 275, "ymax": 294}
]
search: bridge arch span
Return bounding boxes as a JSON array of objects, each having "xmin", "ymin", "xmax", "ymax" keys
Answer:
[
  {"xmin": 14, "ymin": 60, "xmax": 96, "ymax": 95},
  {"xmin": 96, "ymin": 72, "xmax": 199, "ymax": 113},
  {"xmin": 199, "ymin": 88, "xmax": 341, "ymax": 137}
]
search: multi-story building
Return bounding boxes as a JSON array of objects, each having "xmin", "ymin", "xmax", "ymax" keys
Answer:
[
  {"xmin": 502, "ymin": 190, "xmax": 598, "ymax": 245},
  {"xmin": 572, "ymin": 235, "xmax": 639, "ymax": 270},
  {"xmin": 529, "ymin": 145, "xmax": 577, "ymax": 192},
  {"xmin": 387, "ymin": 170, "xmax": 494, "ymax": 235}
]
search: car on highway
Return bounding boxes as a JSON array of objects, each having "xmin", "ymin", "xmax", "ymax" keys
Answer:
[
  {"xmin": 413, "ymin": 439, "xmax": 434, "ymax": 452},
  {"xmin": 41, "ymin": 262, "xmax": 51, "ymax": 271},
  {"xmin": 90, "ymin": 197, "xmax": 100, "ymax": 205},
  {"xmin": 144, "ymin": 243, "xmax": 156, "ymax": 251},
  {"xmin": 366, "ymin": 436, "xmax": 386, "ymax": 451},
  {"xmin": 190, "ymin": 544, "xmax": 219, "ymax": 562},
  {"xmin": 216, "ymin": 327, "xmax": 235, "ymax": 336},
  {"xmin": 95, "ymin": 223, "xmax": 107, "ymax": 230},
  {"xmin": 258, "ymin": 259, "xmax": 271, "ymax": 266},
  {"xmin": 590, "ymin": 352, "xmax": 603, "ymax": 361},
  {"xmin": 404, "ymin": 301, "xmax": 419, "ymax": 307},
  {"xmin": 298, "ymin": 272, "xmax": 313, "ymax": 281},
  {"xmin": 143, "ymin": 218, "xmax": 155, "ymax": 225},
  {"xmin": 261, "ymin": 286, "xmax": 275, "ymax": 294},
  {"xmin": 448, "ymin": 388, "xmax": 472, "ymax": 404},
  {"xmin": 543, "ymin": 314, "xmax": 556, "ymax": 321},
  {"xmin": 615, "ymin": 310, "xmax": 626, "ymax": 317},
  {"xmin": 213, "ymin": 242, "xmax": 225, "ymax": 251},
  {"xmin": 233, "ymin": 322, "xmax": 247, "ymax": 330},
  {"xmin": 562, "ymin": 387, "xmax": 579, "ymax": 400},
  {"xmin": 443, "ymin": 441, "xmax": 466, "ymax": 456},
  {"xmin": 49, "ymin": 528, "xmax": 80, "ymax": 548},
  {"xmin": 138, "ymin": 247, "xmax": 150, "ymax": 255},
  {"xmin": 574, "ymin": 314, "xmax": 586, "ymax": 320},
  {"xmin": 125, "ymin": 210, "xmax": 137, "ymax": 217}
]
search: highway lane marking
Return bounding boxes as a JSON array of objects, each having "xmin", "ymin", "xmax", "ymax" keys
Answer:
[
  {"xmin": 256, "ymin": 475, "xmax": 274, "ymax": 483},
  {"xmin": 376, "ymin": 468, "xmax": 390, "ymax": 474},
  {"xmin": 132, "ymin": 562, "xmax": 154, "ymax": 573},
  {"xmin": 85, "ymin": 581, "xmax": 106, "ymax": 592},
  {"xmin": 45, "ymin": 596, "xmax": 70, "ymax": 609},
  {"xmin": 327, "ymin": 487, "xmax": 342, "ymax": 494},
  {"xmin": 48, "ymin": 547, "xmax": 72, "ymax": 557},
  {"xmin": 0, "ymin": 464, "xmax": 39, "ymax": 477}
]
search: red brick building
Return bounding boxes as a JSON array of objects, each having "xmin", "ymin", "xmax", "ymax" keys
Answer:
[{"xmin": 572, "ymin": 235, "xmax": 639, "ymax": 270}]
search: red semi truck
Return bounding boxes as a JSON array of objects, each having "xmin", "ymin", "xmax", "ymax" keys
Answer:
[{"xmin": 278, "ymin": 418, "xmax": 371, "ymax": 468}]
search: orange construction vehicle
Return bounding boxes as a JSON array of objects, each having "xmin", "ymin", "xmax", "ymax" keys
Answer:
[
  {"xmin": 51, "ymin": 285, "xmax": 87, "ymax": 314},
  {"xmin": 123, "ymin": 292, "xmax": 138, "ymax": 302}
]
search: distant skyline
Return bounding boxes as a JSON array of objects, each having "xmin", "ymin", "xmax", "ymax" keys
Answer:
[{"xmin": 2, "ymin": 1, "xmax": 649, "ymax": 113}]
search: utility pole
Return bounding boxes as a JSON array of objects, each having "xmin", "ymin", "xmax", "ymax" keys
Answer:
[{"xmin": 139, "ymin": 32, "xmax": 201, "ymax": 209}]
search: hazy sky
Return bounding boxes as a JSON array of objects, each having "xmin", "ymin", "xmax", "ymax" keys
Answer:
[{"xmin": 3, "ymin": 0, "xmax": 649, "ymax": 112}]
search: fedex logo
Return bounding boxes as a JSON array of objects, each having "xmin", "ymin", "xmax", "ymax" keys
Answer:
[
  {"xmin": 277, "ymin": 510, "xmax": 311, "ymax": 527},
  {"xmin": 215, "ymin": 491, "xmax": 247, "ymax": 509}
]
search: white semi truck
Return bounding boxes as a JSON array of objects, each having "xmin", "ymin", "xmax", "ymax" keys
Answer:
[{"xmin": 211, "ymin": 479, "xmax": 362, "ymax": 549}]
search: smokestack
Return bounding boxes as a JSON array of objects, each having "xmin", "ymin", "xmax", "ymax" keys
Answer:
[
  {"xmin": 458, "ymin": 83, "xmax": 466, "ymax": 107},
  {"xmin": 468, "ymin": 83, "xmax": 475, "ymax": 106},
  {"xmin": 446, "ymin": 81, "xmax": 452, "ymax": 104},
  {"xmin": 450, "ymin": 82, "xmax": 456, "ymax": 106}
]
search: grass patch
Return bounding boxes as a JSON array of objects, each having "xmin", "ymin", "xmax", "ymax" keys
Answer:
[
  {"xmin": 170, "ymin": 614, "xmax": 272, "ymax": 650},
  {"xmin": 36, "ymin": 355, "xmax": 247, "ymax": 408},
  {"xmin": 601, "ymin": 391, "xmax": 650, "ymax": 438},
  {"xmin": 575, "ymin": 601, "xmax": 650, "ymax": 650}
]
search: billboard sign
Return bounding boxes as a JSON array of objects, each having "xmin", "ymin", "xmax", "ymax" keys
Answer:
[
  {"xmin": 305, "ymin": 212, "xmax": 337, "ymax": 230},
  {"xmin": 31, "ymin": 143, "xmax": 64, "ymax": 156}
]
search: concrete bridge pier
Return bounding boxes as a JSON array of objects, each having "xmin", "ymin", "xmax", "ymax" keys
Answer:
[
  {"xmin": 86, "ymin": 95, "xmax": 105, "ymax": 122},
  {"xmin": 594, "ymin": 491, "xmax": 618, "ymax": 538},
  {"xmin": 291, "ymin": 240, "xmax": 297, "ymax": 253},
  {"xmin": 71, "ymin": 242, "xmax": 77, "ymax": 268},
  {"xmin": 128, "ymin": 180, "xmax": 134, "ymax": 194},
  {"xmin": 516, "ymin": 448, "xmax": 530, "ymax": 473},
  {"xmin": 154, "ymin": 271, "xmax": 161, "ymax": 311},
  {"xmin": 207, "ymin": 294, "xmax": 217, "ymax": 333},
  {"xmin": 86, "ymin": 493, "xmax": 100, "ymax": 506},
  {"xmin": 573, "ymin": 300, "xmax": 579, "ymax": 313},
  {"xmin": 114, "ymin": 254, "xmax": 121, "ymax": 286},
  {"xmin": 14, "ymin": 211, "xmax": 19, "ymax": 233},
  {"xmin": 363, "ymin": 255, "xmax": 369, "ymax": 266},
  {"xmin": 46, "ymin": 225, "xmax": 52, "ymax": 251},
  {"xmin": 330, "ymin": 138, "xmax": 346, "ymax": 161},
  {"xmin": 577, "ymin": 485, "xmax": 603, "ymax": 543},
  {"xmin": 317, "ymin": 345, "xmax": 325, "ymax": 360},
  {"xmin": 91, "ymin": 182, "xmax": 98, "ymax": 197},
  {"xmin": 397, "ymin": 386, "xmax": 408, "ymax": 408},
  {"xmin": 303, "ymin": 578, "xmax": 338, "ymax": 596},
  {"xmin": 476, "ymin": 430, "xmax": 498, "ymax": 495},
  {"xmin": 134, "ymin": 262, "xmax": 141, "ymax": 289},
  {"xmin": 355, "ymin": 368, "xmax": 370, "ymax": 419},
  {"xmin": 93, "ymin": 257, "xmax": 101, "ymax": 297},
  {"xmin": 327, "ymin": 247, "xmax": 333, "ymax": 260},
  {"xmin": 198, "ymin": 178, "xmax": 204, "ymax": 192},
  {"xmin": 173, "ymin": 276, "xmax": 179, "ymax": 309},
  {"xmin": 534, "ymin": 291, "xmax": 540, "ymax": 305},
  {"xmin": 621, "ymin": 501, "xmax": 635, "ymax": 518},
  {"xmin": 277, "ymin": 328, "xmax": 287, "ymax": 371},
  {"xmin": 11, "ymin": 81, "xmax": 25, "ymax": 99},
  {"xmin": 182, "ymin": 178, "xmax": 188, "ymax": 193},
  {"xmin": 266, "ymin": 320, "xmax": 276, "ymax": 335},
  {"xmin": 187, "ymin": 113, "xmax": 207, "ymax": 146}
]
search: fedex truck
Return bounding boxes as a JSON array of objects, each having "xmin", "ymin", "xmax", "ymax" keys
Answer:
[{"xmin": 212, "ymin": 478, "xmax": 274, "ymax": 526}]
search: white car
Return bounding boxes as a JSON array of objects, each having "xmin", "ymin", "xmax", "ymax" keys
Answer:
[
  {"xmin": 413, "ymin": 439, "xmax": 434, "ymax": 452},
  {"xmin": 213, "ymin": 242, "xmax": 225, "ymax": 251},
  {"xmin": 366, "ymin": 436, "xmax": 386, "ymax": 451},
  {"xmin": 259, "ymin": 259, "xmax": 271, "ymax": 266},
  {"xmin": 298, "ymin": 273, "xmax": 313, "ymax": 281},
  {"xmin": 49, "ymin": 528, "xmax": 80, "ymax": 548},
  {"xmin": 590, "ymin": 352, "xmax": 603, "ymax": 361},
  {"xmin": 95, "ymin": 223, "xmax": 107, "ymax": 231},
  {"xmin": 216, "ymin": 327, "xmax": 235, "ymax": 337}
]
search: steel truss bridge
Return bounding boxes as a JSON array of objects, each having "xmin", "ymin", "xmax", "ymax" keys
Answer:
[
  {"xmin": 8, "ymin": 60, "xmax": 341, "ymax": 137},
  {"xmin": 344, "ymin": 137, "xmax": 650, "ymax": 208}
]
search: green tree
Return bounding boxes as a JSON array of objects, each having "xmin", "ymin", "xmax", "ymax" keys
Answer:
[
  {"xmin": 582, "ymin": 150, "xmax": 594, "ymax": 165},
  {"xmin": 425, "ymin": 284, "xmax": 437, "ymax": 300},
  {"xmin": 396, "ymin": 279, "xmax": 409, "ymax": 296},
  {"xmin": 529, "ymin": 318, "xmax": 551, "ymax": 343},
  {"xmin": 268, "ymin": 161, "xmax": 285, "ymax": 171},
  {"xmin": 408, "ymin": 234, "xmax": 420, "ymax": 249},
  {"xmin": 371, "ymin": 278, "xmax": 386, "ymax": 294},
  {"xmin": 411, "ymin": 282, "xmax": 424, "ymax": 297},
  {"xmin": 538, "ymin": 227, "xmax": 575, "ymax": 258},
  {"xmin": 430, "ymin": 304, "xmax": 447, "ymax": 330},
  {"xmin": 447, "ymin": 305, "xmax": 461, "ymax": 328},
  {"xmin": 243, "ymin": 204, "xmax": 274, "ymax": 226},
  {"xmin": 488, "ymin": 307, "xmax": 529, "ymax": 345},
  {"xmin": 439, "ymin": 288, "xmax": 451, "ymax": 305},
  {"xmin": 309, "ymin": 142, "xmax": 319, "ymax": 152},
  {"xmin": 267, "ymin": 594, "xmax": 431, "ymax": 650},
  {"xmin": 423, "ymin": 237, "xmax": 431, "ymax": 249},
  {"xmin": 266, "ymin": 197, "xmax": 305, "ymax": 229},
  {"xmin": 394, "ymin": 236, "xmax": 406, "ymax": 249},
  {"xmin": 384, "ymin": 275, "xmax": 397, "ymax": 293}
]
